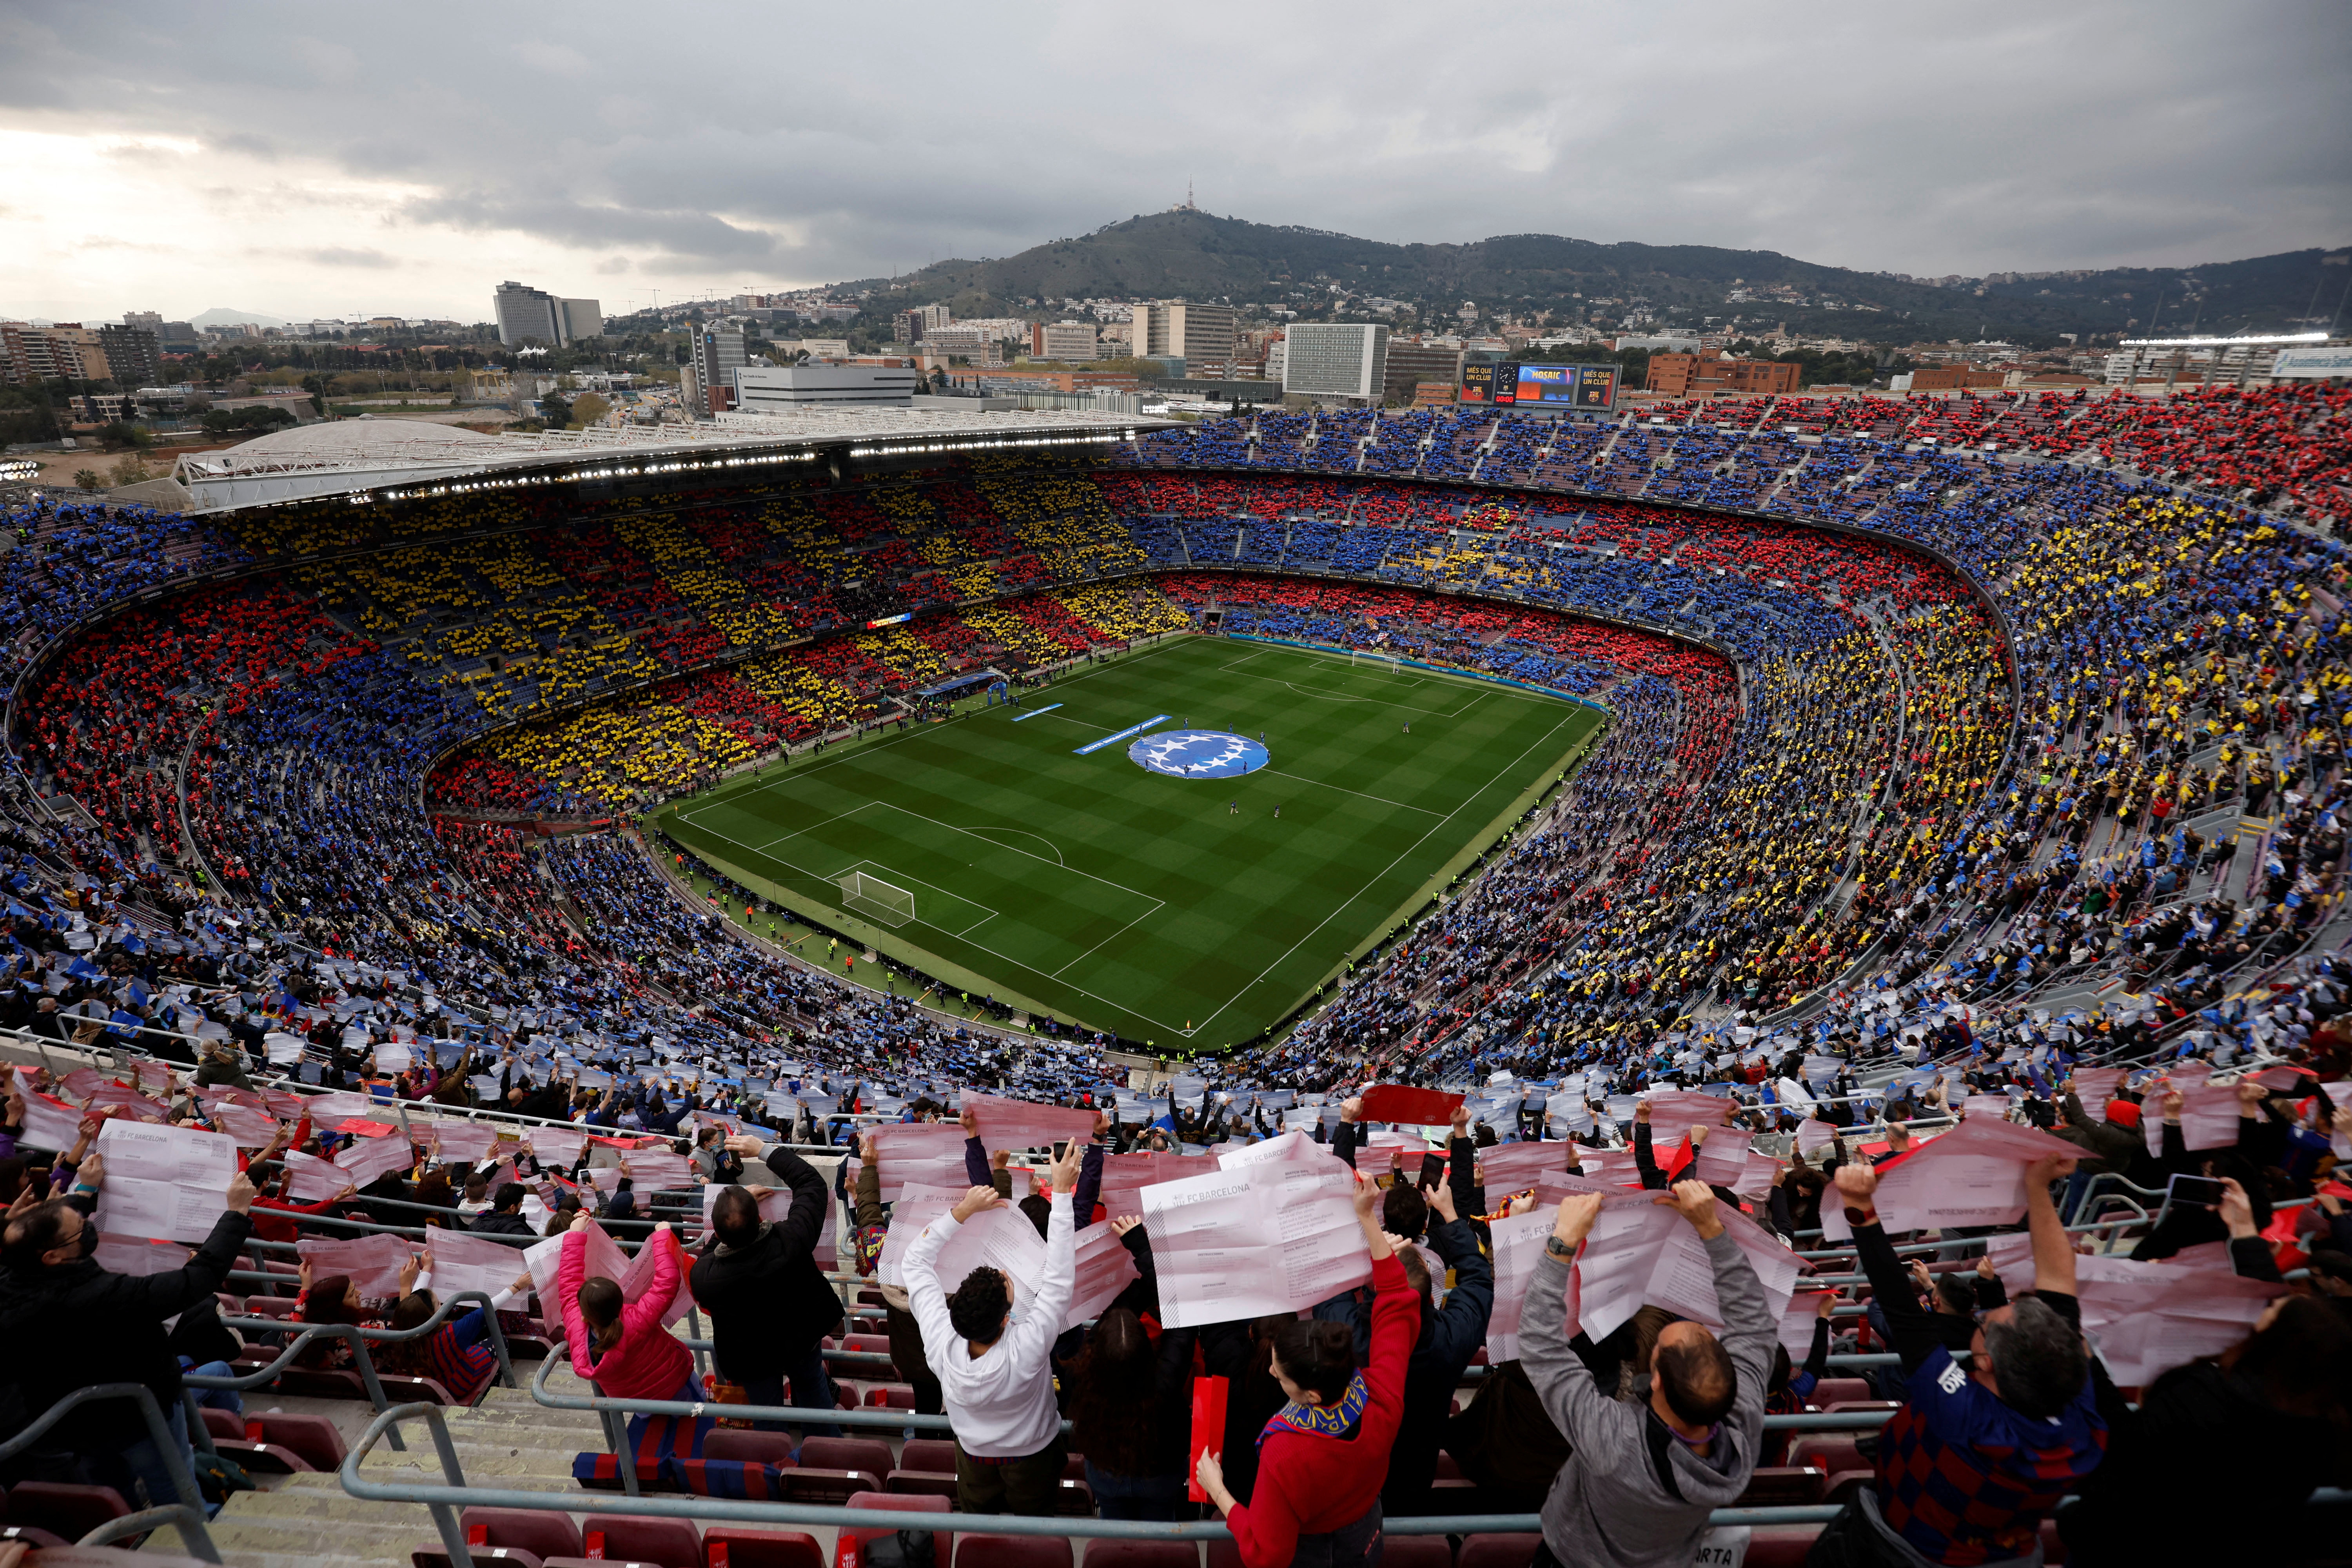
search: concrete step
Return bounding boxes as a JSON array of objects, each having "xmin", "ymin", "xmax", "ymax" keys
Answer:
[
  {"xmin": 358, "ymin": 1446, "xmax": 582, "ymax": 1484},
  {"xmin": 192, "ymin": 1514, "xmax": 429, "ymax": 1568}
]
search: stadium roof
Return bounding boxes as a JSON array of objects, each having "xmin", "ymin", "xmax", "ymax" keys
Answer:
[{"xmin": 172, "ymin": 406, "xmax": 1174, "ymax": 514}]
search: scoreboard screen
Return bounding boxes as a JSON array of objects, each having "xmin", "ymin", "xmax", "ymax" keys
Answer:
[
  {"xmin": 1508, "ymin": 363, "xmax": 1618, "ymax": 410},
  {"xmin": 1459, "ymin": 363, "xmax": 1498, "ymax": 403}
]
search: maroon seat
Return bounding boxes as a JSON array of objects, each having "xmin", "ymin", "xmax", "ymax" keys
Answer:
[
  {"xmin": 1806, "ymin": 1377, "xmax": 1873, "ymax": 1409},
  {"xmin": 900, "ymin": 1439, "xmax": 958, "ymax": 1473},
  {"xmin": 957, "ymin": 1534, "xmax": 1071, "ymax": 1568},
  {"xmin": 461, "ymin": 1505, "xmax": 585, "ymax": 1562},
  {"xmin": 240, "ymin": 1297, "xmax": 299, "ymax": 1319},
  {"xmin": 883, "ymin": 1471, "xmax": 958, "ymax": 1499},
  {"xmin": 379, "ymin": 1374, "xmax": 459, "ymax": 1406},
  {"xmin": 544, "ymin": 1558, "xmax": 662, "ymax": 1568},
  {"xmin": 0, "ymin": 1526, "xmax": 71, "ymax": 1551},
  {"xmin": 703, "ymin": 1528, "xmax": 825, "ymax": 1568},
  {"xmin": 275, "ymin": 1368, "xmax": 368, "ymax": 1401},
  {"xmin": 1378, "ymin": 1539, "xmax": 1452, "ymax": 1568},
  {"xmin": 1081, "ymin": 1542, "xmax": 1196, "ymax": 1568},
  {"xmin": 413, "ymin": 1550, "xmax": 544, "ymax": 1568},
  {"xmin": 8, "ymin": 1482, "xmax": 130, "ymax": 1539},
  {"xmin": 703, "ymin": 1430, "xmax": 799, "ymax": 1468},
  {"xmin": 864, "ymin": 1385, "xmax": 917, "ymax": 1408},
  {"xmin": 1737, "ymin": 1468, "xmax": 1826, "ymax": 1507},
  {"xmin": 845, "ymin": 1490, "xmax": 951, "ymax": 1561},
  {"xmin": 1785, "ymin": 1435, "xmax": 1864, "ymax": 1476},
  {"xmin": 775, "ymin": 1470, "xmax": 882, "ymax": 1506},
  {"xmin": 798, "ymin": 1437, "xmax": 894, "ymax": 1478},
  {"xmin": 209, "ymin": 1439, "xmax": 312, "ymax": 1474},
  {"xmin": 245, "ymin": 1412, "xmax": 349, "ymax": 1471},
  {"xmin": 199, "ymin": 1406, "xmax": 244, "ymax": 1441},
  {"xmin": 840, "ymin": 1334, "xmax": 893, "ymax": 1354},
  {"xmin": 1055, "ymin": 1479, "xmax": 1094, "ymax": 1517},
  {"xmin": 1455, "ymin": 1534, "xmax": 1542, "ymax": 1568},
  {"xmin": 583, "ymin": 1514, "xmax": 704, "ymax": 1568},
  {"xmin": 1826, "ymin": 1469, "xmax": 1875, "ymax": 1505},
  {"xmin": 1059, "ymin": 1454, "xmax": 1086, "ymax": 1483}
]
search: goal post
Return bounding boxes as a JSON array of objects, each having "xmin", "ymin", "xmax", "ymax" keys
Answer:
[
  {"xmin": 840, "ymin": 870, "xmax": 916, "ymax": 927},
  {"xmin": 1352, "ymin": 648, "xmax": 1402, "ymax": 675}
]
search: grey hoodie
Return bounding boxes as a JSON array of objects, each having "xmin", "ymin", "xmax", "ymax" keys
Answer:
[{"xmin": 1521, "ymin": 1229, "xmax": 1774, "ymax": 1567}]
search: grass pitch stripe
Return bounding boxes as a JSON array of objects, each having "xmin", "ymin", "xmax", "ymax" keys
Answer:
[
  {"xmin": 1075, "ymin": 714, "xmax": 1171, "ymax": 755},
  {"xmin": 1009, "ymin": 702, "xmax": 1063, "ymax": 723}
]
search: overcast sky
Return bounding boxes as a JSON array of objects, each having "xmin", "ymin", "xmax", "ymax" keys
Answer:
[{"xmin": 2, "ymin": 1, "xmax": 2345, "ymax": 324}]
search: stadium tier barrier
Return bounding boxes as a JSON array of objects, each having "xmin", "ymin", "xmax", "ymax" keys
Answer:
[{"xmin": 0, "ymin": 1383, "xmax": 220, "ymax": 1560}]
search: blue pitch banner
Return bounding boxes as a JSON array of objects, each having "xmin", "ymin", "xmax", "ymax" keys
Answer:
[{"xmin": 1010, "ymin": 702, "xmax": 1063, "ymax": 723}]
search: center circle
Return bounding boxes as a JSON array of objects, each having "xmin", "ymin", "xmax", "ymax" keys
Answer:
[{"xmin": 1129, "ymin": 729, "xmax": 1270, "ymax": 779}]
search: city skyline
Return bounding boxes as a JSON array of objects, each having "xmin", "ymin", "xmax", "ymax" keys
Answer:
[{"xmin": 1, "ymin": 1, "xmax": 2345, "ymax": 324}]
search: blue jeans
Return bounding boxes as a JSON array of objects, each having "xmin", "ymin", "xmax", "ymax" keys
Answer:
[
  {"xmin": 1083, "ymin": 1458, "xmax": 1187, "ymax": 1521},
  {"xmin": 180, "ymin": 1359, "xmax": 244, "ymax": 1415},
  {"xmin": 100, "ymin": 1397, "xmax": 200, "ymax": 1515},
  {"xmin": 741, "ymin": 1344, "xmax": 841, "ymax": 1440}
]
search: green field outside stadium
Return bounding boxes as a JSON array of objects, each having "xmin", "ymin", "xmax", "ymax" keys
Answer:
[{"xmin": 653, "ymin": 635, "xmax": 1606, "ymax": 1050}]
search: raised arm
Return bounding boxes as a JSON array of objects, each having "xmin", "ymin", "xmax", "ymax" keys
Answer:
[
  {"xmin": 1519, "ymin": 1193, "xmax": 1613, "ymax": 1450},
  {"xmin": 1832, "ymin": 1161, "xmax": 1942, "ymax": 1374}
]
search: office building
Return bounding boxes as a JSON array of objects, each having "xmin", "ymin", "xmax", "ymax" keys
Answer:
[
  {"xmin": 98, "ymin": 325, "xmax": 161, "ymax": 388},
  {"xmin": 731, "ymin": 365, "xmax": 919, "ymax": 412},
  {"xmin": 492, "ymin": 280, "xmax": 603, "ymax": 347},
  {"xmin": 1382, "ymin": 342, "xmax": 1463, "ymax": 406},
  {"xmin": 1281, "ymin": 322, "xmax": 1390, "ymax": 402},
  {"xmin": 1644, "ymin": 352, "xmax": 1799, "ymax": 397},
  {"xmin": 1132, "ymin": 302, "xmax": 1238, "ymax": 378},
  {"xmin": 1031, "ymin": 321, "xmax": 1100, "ymax": 361},
  {"xmin": 122, "ymin": 310, "xmax": 165, "ymax": 336},
  {"xmin": 690, "ymin": 321, "xmax": 748, "ymax": 415}
]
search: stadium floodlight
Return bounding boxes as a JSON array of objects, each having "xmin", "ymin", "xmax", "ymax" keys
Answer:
[{"xmin": 840, "ymin": 870, "xmax": 916, "ymax": 927}]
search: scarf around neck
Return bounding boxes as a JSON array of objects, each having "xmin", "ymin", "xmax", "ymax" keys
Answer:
[{"xmin": 1259, "ymin": 1371, "xmax": 1369, "ymax": 1446}]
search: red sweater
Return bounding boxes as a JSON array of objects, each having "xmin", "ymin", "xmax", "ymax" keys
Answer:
[{"xmin": 1227, "ymin": 1252, "xmax": 1419, "ymax": 1568}]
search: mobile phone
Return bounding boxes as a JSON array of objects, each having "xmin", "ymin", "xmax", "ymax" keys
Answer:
[
  {"xmin": 1051, "ymin": 1140, "xmax": 1069, "ymax": 1161},
  {"xmin": 1418, "ymin": 1152, "xmax": 1446, "ymax": 1192},
  {"xmin": 2168, "ymin": 1174, "xmax": 2226, "ymax": 1210}
]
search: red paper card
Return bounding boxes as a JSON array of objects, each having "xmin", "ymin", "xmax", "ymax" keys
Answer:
[
  {"xmin": 1355, "ymin": 1085, "xmax": 1465, "ymax": 1127},
  {"xmin": 1187, "ymin": 1374, "xmax": 1229, "ymax": 1502}
]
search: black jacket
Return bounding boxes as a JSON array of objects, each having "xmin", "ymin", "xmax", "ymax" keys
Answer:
[
  {"xmin": 0, "ymin": 1203, "xmax": 252, "ymax": 1452},
  {"xmin": 688, "ymin": 1145, "xmax": 843, "ymax": 1382},
  {"xmin": 467, "ymin": 1209, "xmax": 536, "ymax": 1238}
]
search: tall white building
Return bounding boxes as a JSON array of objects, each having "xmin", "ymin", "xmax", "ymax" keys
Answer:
[
  {"xmin": 690, "ymin": 321, "xmax": 747, "ymax": 415},
  {"xmin": 1282, "ymin": 323, "xmax": 1389, "ymax": 402},
  {"xmin": 493, "ymin": 281, "xmax": 603, "ymax": 347}
]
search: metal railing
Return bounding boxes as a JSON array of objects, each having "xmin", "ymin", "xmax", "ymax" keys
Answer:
[
  {"xmin": 0, "ymin": 1382, "xmax": 220, "ymax": 1561},
  {"xmin": 345, "ymin": 1399, "xmax": 1870, "ymax": 1568},
  {"xmin": 182, "ymin": 1288, "xmax": 516, "ymax": 1453}
]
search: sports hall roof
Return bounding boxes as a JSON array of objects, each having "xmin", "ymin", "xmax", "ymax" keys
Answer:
[{"xmin": 172, "ymin": 406, "xmax": 1174, "ymax": 514}]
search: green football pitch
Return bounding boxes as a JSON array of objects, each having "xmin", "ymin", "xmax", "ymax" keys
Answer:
[{"xmin": 652, "ymin": 635, "xmax": 1605, "ymax": 1050}]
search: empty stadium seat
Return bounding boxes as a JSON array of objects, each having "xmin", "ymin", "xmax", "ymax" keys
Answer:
[
  {"xmin": 957, "ymin": 1534, "xmax": 1072, "ymax": 1568},
  {"xmin": 845, "ymin": 1490, "xmax": 951, "ymax": 1561},
  {"xmin": 462, "ymin": 1506, "xmax": 585, "ymax": 1562},
  {"xmin": 798, "ymin": 1437, "xmax": 895, "ymax": 1477},
  {"xmin": 703, "ymin": 1528, "xmax": 826, "ymax": 1568},
  {"xmin": 1745, "ymin": 1524, "xmax": 1826, "ymax": 1568},
  {"xmin": 900, "ymin": 1440, "xmax": 958, "ymax": 1474},
  {"xmin": 7, "ymin": 1483, "xmax": 130, "ymax": 1541},
  {"xmin": 1806, "ymin": 1377, "xmax": 1873, "ymax": 1408},
  {"xmin": 1374, "ymin": 1537, "xmax": 1452, "ymax": 1568},
  {"xmin": 1455, "ymin": 1534, "xmax": 1542, "ymax": 1568},
  {"xmin": 583, "ymin": 1514, "xmax": 705, "ymax": 1568}
]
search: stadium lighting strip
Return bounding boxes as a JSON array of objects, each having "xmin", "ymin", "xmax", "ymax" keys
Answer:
[
  {"xmin": 842, "ymin": 431, "xmax": 1136, "ymax": 459},
  {"xmin": 362, "ymin": 448, "xmax": 822, "ymax": 504},
  {"xmin": 2117, "ymin": 331, "xmax": 2331, "ymax": 348},
  {"xmin": 0, "ymin": 458, "xmax": 38, "ymax": 482}
]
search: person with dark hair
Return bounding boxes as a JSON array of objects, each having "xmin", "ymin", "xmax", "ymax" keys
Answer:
[
  {"xmin": 467, "ymin": 1181, "xmax": 534, "ymax": 1237},
  {"xmin": 381, "ymin": 1253, "xmax": 536, "ymax": 1405},
  {"xmin": 558, "ymin": 1214, "xmax": 704, "ymax": 1462},
  {"xmin": 0, "ymin": 1159, "xmax": 257, "ymax": 1511},
  {"xmin": 1065, "ymin": 1303, "xmax": 1198, "ymax": 1519},
  {"xmin": 293, "ymin": 1252, "xmax": 417, "ymax": 1368},
  {"xmin": 688, "ymin": 1133, "xmax": 843, "ymax": 1436},
  {"xmin": 1811, "ymin": 1154, "xmax": 2106, "ymax": 1567},
  {"xmin": 903, "ymin": 1139, "xmax": 1083, "ymax": 1514},
  {"xmin": 1520, "ymin": 1181, "xmax": 1775, "ymax": 1568},
  {"xmin": 2062, "ymin": 1178, "xmax": 2351, "ymax": 1564},
  {"xmin": 1193, "ymin": 1174, "xmax": 1418, "ymax": 1568}
]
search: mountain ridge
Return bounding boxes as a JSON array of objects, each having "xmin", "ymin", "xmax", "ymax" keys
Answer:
[{"xmin": 843, "ymin": 211, "xmax": 2349, "ymax": 347}]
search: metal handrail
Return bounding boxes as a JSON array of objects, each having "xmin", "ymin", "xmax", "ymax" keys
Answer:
[
  {"xmin": 344, "ymin": 1400, "xmax": 1861, "ymax": 1568},
  {"xmin": 0, "ymin": 1381, "xmax": 220, "ymax": 1561},
  {"xmin": 184, "ymin": 1289, "xmax": 515, "ymax": 1451}
]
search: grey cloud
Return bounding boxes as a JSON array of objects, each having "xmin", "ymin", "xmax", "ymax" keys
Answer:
[
  {"xmin": 0, "ymin": 0, "xmax": 2342, "ymax": 303},
  {"xmin": 307, "ymin": 247, "xmax": 400, "ymax": 269}
]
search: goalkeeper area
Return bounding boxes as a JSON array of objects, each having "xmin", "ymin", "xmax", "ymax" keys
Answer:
[{"xmin": 655, "ymin": 635, "xmax": 1605, "ymax": 1051}]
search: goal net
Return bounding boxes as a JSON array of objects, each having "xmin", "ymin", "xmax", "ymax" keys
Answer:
[
  {"xmin": 1352, "ymin": 648, "xmax": 1402, "ymax": 674},
  {"xmin": 840, "ymin": 870, "xmax": 915, "ymax": 927}
]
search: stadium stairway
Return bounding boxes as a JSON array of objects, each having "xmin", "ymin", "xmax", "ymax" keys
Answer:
[{"xmin": 152, "ymin": 1385, "xmax": 596, "ymax": 1568}]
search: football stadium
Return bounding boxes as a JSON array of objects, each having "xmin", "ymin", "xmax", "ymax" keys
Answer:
[{"xmin": 5, "ymin": 380, "xmax": 2352, "ymax": 1558}]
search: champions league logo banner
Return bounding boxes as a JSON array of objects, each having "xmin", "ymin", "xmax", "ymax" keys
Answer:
[{"xmin": 1129, "ymin": 730, "xmax": 1270, "ymax": 780}]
